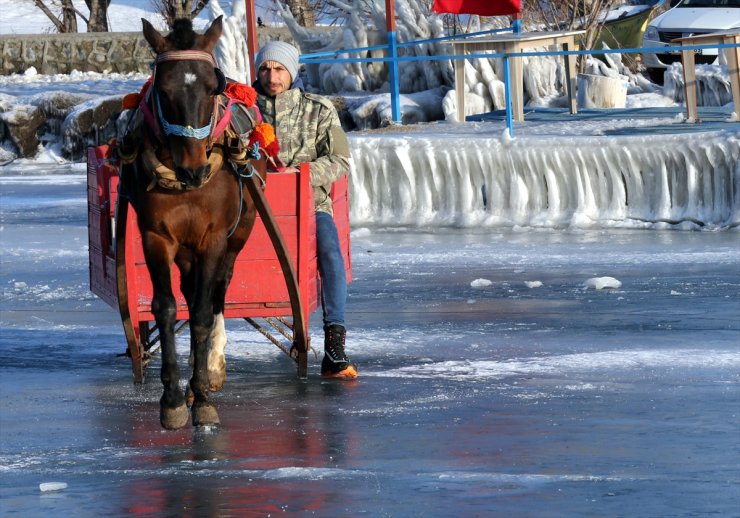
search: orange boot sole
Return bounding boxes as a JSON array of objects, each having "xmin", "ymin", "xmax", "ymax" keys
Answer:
[{"xmin": 321, "ymin": 365, "xmax": 358, "ymax": 379}]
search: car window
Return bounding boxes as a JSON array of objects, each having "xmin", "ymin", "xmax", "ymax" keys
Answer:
[{"xmin": 677, "ymin": 0, "xmax": 740, "ymax": 7}]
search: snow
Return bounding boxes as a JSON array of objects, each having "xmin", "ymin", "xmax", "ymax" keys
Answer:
[
  {"xmin": 601, "ymin": 4, "xmax": 655, "ymax": 23},
  {"xmin": 367, "ymin": 349, "xmax": 740, "ymax": 381}
]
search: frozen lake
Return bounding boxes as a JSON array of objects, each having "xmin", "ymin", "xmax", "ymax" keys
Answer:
[{"xmin": 1, "ymin": 167, "xmax": 739, "ymax": 516}]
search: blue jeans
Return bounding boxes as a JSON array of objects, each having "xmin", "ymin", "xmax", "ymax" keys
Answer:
[{"xmin": 316, "ymin": 211, "xmax": 347, "ymax": 328}]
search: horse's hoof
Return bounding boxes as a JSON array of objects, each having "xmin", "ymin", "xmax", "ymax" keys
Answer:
[
  {"xmin": 160, "ymin": 403, "xmax": 189, "ymax": 430},
  {"xmin": 192, "ymin": 403, "xmax": 220, "ymax": 427}
]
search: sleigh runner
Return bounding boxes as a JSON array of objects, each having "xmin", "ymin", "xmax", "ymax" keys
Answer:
[{"xmin": 87, "ymin": 143, "xmax": 352, "ymax": 383}]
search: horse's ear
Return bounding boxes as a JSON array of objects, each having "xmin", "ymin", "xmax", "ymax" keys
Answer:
[
  {"xmin": 142, "ymin": 18, "xmax": 167, "ymax": 54},
  {"xmin": 202, "ymin": 15, "xmax": 223, "ymax": 53}
]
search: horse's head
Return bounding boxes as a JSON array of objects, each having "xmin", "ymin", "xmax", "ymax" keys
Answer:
[{"xmin": 142, "ymin": 16, "xmax": 225, "ymax": 189}]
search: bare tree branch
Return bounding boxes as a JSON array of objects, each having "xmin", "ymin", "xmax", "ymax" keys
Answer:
[
  {"xmin": 32, "ymin": 0, "xmax": 66, "ymax": 32},
  {"xmin": 191, "ymin": 0, "xmax": 210, "ymax": 20},
  {"xmin": 152, "ymin": 0, "xmax": 211, "ymax": 28}
]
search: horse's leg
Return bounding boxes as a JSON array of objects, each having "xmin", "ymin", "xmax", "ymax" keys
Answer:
[
  {"xmin": 175, "ymin": 253, "xmax": 198, "ymax": 406},
  {"xmin": 208, "ymin": 210, "xmax": 257, "ymax": 392},
  {"xmin": 142, "ymin": 233, "xmax": 189, "ymax": 430},
  {"xmin": 207, "ymin": 248, "xmax": 239, "ymax": 392},
  {"xmin": 189, "ymin": 247, "xmax": 226, "ymax": 427},
  {"xmin": 208, "ymin": 312, "xmax": 227, "ymax": 392},
  {"xmin": 175, "ymin": 253, "xmax": 198, "ymax": 369}
]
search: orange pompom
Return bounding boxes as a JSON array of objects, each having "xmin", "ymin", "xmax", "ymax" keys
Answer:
[
  {"xmin": 121, "ymin": 93, "xmax": 142, "ymax": 110},
  {"xmin": 121, "ymin": 77, "xmax": 152, "ymax": 110},
  {"xmin": 248, "ymin": 123, "xmax": 270, "ymax": 147},
  {"xmin": 247, "ymin": 123, "xmax": 280, "ymax": 158},
  {"xmin": 224, "ymin": 82, "xmax": 257, "ymax": 107}
]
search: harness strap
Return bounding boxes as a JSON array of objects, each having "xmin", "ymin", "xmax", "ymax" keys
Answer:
[
  {"xmin": 226, "ymin": 160, "xmax": 266, "ymax": 239},
  {"xmin": 156, "ymin": 50, "xmax": 216, "ymax": 66},
  {"xmin": 139, "ymin": 92, "xmax": 159, "ymax": 141},
  {"xmin": 141, "ymin": 143, "xmax": 225, "ymax": 191},
  {"xmin": 212, "ymin": 97, "xmax": 235, "ymax": 141}
]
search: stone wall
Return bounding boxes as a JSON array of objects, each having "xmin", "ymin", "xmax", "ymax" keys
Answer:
[
  {"xmin": 0, "ymin": 27, "xmax": 306, "ymax": 76},
  {"xmin": 1, "ymin": 32, "xmax": 154, "ymax": 75}
]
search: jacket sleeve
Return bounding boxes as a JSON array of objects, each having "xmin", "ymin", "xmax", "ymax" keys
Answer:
[{"xmin": 308, "ymin": 102, "xmax": 351, "ymax": 188}]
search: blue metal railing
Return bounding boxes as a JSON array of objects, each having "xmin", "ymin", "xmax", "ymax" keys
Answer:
[{"xmin": 297, "ymin": 30, "xmax": 740, "ymax": 136}]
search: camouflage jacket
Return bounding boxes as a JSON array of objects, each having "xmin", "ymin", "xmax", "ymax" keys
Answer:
[{"xmin": 256, "ymin": 87, "xmax": 350, "ymax": 215}]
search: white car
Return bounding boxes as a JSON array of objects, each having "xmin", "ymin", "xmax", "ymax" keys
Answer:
[{"xmin": 642, "ymin": 0, "xmax": 740, "ymax": 83}]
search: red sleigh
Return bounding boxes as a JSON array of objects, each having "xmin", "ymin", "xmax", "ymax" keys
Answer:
[{"xmin": 87, "ymin": 144, "xmax": 351, "ymax": 382}]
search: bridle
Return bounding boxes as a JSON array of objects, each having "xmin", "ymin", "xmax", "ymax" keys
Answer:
[
  {"xmin": 134, "ymin": 48, "xmax": 234, "ymax": 191},
  {"xmin": 146, "ymin": 49, "xmax": 222, "ymax": 143},
  {"xmin": 128, "ymin": 46, "xmax": 264, "ymax": 193}
]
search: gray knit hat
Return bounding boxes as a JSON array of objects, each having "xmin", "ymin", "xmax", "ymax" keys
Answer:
[{"xmin": 256, "ymin": 41, "xmax": 300, "ymax": 81}]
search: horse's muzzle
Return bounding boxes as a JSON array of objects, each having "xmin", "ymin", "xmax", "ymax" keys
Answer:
[{"xmin": 175, "ymin": 164, "xmax": 211, "ymax": 188}]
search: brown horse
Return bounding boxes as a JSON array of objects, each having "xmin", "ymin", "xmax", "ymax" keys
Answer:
[{"xmin": 122, "ymin": 16, "xmax": 264, "ymax": 429}]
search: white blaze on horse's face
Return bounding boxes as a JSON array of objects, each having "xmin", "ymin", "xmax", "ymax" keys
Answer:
[{"xmin": 184, "ymin": 72, "xmax": 197, "ymax": 86}]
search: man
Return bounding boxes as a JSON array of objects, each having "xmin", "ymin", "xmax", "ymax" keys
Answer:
[{"xmin": 254, "ymin": 41, "xmax": 357, "ymax": 379}]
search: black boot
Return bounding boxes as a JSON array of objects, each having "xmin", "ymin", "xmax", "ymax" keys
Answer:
[{"xmin": 321, "ymin": 324, "xmax": 357, "ymax": 379}]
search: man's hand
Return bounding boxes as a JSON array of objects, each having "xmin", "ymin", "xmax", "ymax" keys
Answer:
[{"xmin": 282, "ymin": 166, "xmax": 300, "ymax": 174}]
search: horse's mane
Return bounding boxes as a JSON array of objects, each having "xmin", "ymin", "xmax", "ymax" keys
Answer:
[{"xmin": 168, "ymin": 18, "xmax": 197, "ymax": 50}]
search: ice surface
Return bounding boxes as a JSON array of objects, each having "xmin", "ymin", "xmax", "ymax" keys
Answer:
[{"xmin": 1, "ymin": 169, "xmax": 739, "ymax": 516}]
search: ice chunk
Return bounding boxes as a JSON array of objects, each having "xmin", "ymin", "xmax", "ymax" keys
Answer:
[
  {"xmin": 39, "ymin": 482, "xmax": 67, "ymax": 492},
  {"xmin": 470, "ymin": 278, "xmax": 492, "ymax": 288},
  {"xmin": 584, "ymin": 277, "xmax": 622, "ymax": 290},
  {"xmin": 351, "ymin": 227, "xmax": 372, "ymax": 238},
  {"xmin": 525, "ymin": 281, "xmax": 543, "ymax": 288}
]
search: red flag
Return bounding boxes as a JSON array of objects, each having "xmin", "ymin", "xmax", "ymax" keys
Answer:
[{"xmin": 432, "ymin": 0, "xmax": 521, "ymax": 16}]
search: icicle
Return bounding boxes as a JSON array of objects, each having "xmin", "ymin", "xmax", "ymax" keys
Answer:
[{"xmin": 348, "ymin": 128, "xmax": 740, "ymax": 229}]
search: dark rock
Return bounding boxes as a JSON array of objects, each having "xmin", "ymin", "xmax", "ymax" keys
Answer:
[
  {"xmin": 32, "ymin": 91, "xmax": 95, "ymax": 119},
  {"xmin": 0, "ymin": 104, "xmax": 46, "ymax": 157},
  {"xmin": 62, "ymin": 95, "xmax": 124, "ymax": 158}
]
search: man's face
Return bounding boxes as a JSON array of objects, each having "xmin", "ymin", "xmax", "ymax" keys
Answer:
[{"xmin": 258, "ymin": 60, "xmax": 292, "ymax": 96}]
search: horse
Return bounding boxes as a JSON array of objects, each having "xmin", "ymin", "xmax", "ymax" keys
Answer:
[{"xmin": 121, "ymin": 16, "xmax": 265, "ymax": 429}]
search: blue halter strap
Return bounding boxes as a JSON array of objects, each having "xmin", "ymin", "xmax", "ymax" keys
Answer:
[{"xmin": 156, "ymin": 97, "xmax": 213, "ymax": 139}]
